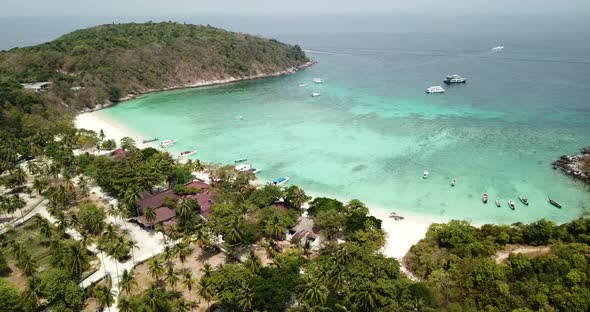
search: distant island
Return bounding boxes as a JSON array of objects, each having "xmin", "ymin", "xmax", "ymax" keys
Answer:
[{"xmin": 0, "ymin": 22, "xmax": 311, "ymax": 112}]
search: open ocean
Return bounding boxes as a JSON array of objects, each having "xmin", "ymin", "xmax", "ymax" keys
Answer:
[{"xmin": 3, "ymin": 15, "xmax": 589, "ymax": 224}]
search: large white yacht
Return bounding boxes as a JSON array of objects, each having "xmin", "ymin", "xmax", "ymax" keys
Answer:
[{"xmin": 444, "ymin": 74, "xmax": 467, "ymax": 84}]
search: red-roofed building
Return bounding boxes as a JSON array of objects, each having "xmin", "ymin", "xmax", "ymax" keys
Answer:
[
  {"xmin": 136, "ymin": 207, "xmax": 176, "ymax": 227},
  {"xmin": 110, "ymin": 148, "xmax": 127, "ymax": 159},
  {"xmin": 136, "ymin": 180, "xmax": 214, "ymax": 227}
]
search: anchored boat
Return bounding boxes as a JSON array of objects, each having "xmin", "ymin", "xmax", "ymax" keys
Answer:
[
  {"xmin": 482, "ymin": 192, "xmax": 488, "ymax": 204},
  {"xmin": 423, "ymin": 171, "xmax": 429, "ymax": 179},
  {"xmin": 518, "ymin": 195, "xmax": 529, "ymax": 206},
  {"xmin": 235, "ymin": 164, "xmax": 252, "ymax": 172},
  {"xmin": 234, "ymin": 157, "xmax": 247, "ymax": 163},
  {"xmin": 548, "ymin": 197, "xmax": 562, "ymax": 208},
  {"xmin": 426, "ymin": 86, "xmax": 445, "ymax": 94},
  {"xmin": 508, "ymin": 199, "xmax": 516, "ymax": 210},
  {"xmin": 311, "ymin": 92, "xmax": 321, "ymax": 97},
  {"xmin": 451, "ymin": 178, "xmax": 456, "ymax": 187},
  {"xmin": 496, "ymin": 198, "xmax": 502, "ymax": 207},
  {"xmin": 312, "ymin": 78, "xmax": 324, "ymax": 84},
  {"xmin": 160, "ymin": 139, "xmax": 176, "ymax": 148},
  {"xmin": 273, "ymin": 177, "xmax": 290, "ymax": 186},
  {"xmin": 179, "ymin": 150, "xmax": 196, "ymax": 158},
  {"xmin": 142, "ymin": 137, "xmax": 159, "ymax": 143},
  {"xmin": 444, "ymin": 74, "xmax": 467, "ymax": 84}
]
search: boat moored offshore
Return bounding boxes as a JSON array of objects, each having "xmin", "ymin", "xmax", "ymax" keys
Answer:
[
  {"xmin": 311, "ymin": 92, "xmax": 321, "ymax": 97},
  {"xmin": 312, "ymin": 78, "xmax": 324, "ymax": 84},
  {"xmin": 273, "ymin": 177, "xmax": 290, "ymax": 186},
  {"xmin": 142, "ymin": 137, "xmax": 159, "ymax": 143},
  {"xmin": 179, "ymin": 150, "xmax": 196, "ymax": 158},
  {"xmin": 160, "ymin": 139, "xmax": 177, "ymax": 148},
  {"xmin": 235, "ymin": 164, "xmax": 252, "ymax": 172},
  {"xmin": 426, "ymin": 86, "xmax": 445, "ymax": 94},
  {"xmin": 444, "ymin": 74, "xmax": 467, "ymax": 84}
]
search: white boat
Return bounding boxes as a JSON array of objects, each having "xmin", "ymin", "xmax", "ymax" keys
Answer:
[
  {"xmin": 160, "ymin": 139, "xmax": 176, "ymax": 148},
  {"xmin": 492, "ymin": 46, "xmax": 504, "ymax": 52},
  {"xmin": 179, "ymin": 150, "xmax": 196, "ymax": 158},
  {"xmin": 426, "ymin": 86, "xmax": 445, "ymax": 94},
  {"xmin": 249, "ymin": 168, "xmax": 261, "ymax": 174},
  {"xmin": 234, "ymin": 115, "xmax": 243, "ymax": 120},
  {"xmin": 235, "ymin": 164, "xmax": 252, "ymax": 172},
  {"xmin": 298, "ymin": 83, "xmax": 308, "ymax": 87},
  {"xmin": 312, "ymin": 78, "xmax": 324, "ymax": 84},
  {"xmin": 451, "ymin": 178, "xmax": 456, "ymax": 186},
  {"xmin": 234, "ymin": 157, "xmax": 247, "ymax": 163},
  {"xmin": 273, "ymin": 177, "xmax": 289, "ymax": 186},
  {"xmin": 311, "ymin": 92, "xmax": 321, "ymax": 97},
  {"xmin": 444, "ymin": 74, "xmax": 466, "ymax": 84},
  {"xmin": 423, "ymin": 171, "xmax": 429, "ymax": 179}
]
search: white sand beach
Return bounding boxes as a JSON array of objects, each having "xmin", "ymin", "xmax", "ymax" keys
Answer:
[{"xmin": 75, "ymin": 109, "xmax": 434, "ymax": 261}]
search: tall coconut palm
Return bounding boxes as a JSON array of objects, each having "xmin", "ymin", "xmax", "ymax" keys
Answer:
[
  {"xmin": 126, "ymin": 239, "xmax": 138, "ymax": 265},
  {"xmin": 65, "ymin": 242, "xmax": 90, "ymax": 278},
  {"xmin": 182, "ymin": 271, "xmax": 197, "ymax": 301},
  {"xmin": 117, "ymin": 297, "xmax": 133, "ymax": 312},
  {"xmin": 285, "ymin": 185, "xmax": 311, "ymax": 209},
  {"xmin": 123, "ymin": 187, "xmax": 142, "ymax": 217},
  {"xmin": 21, "ymin": 277, "xmax": 41, "ymax": 311},
  {"xmin": 163, "ymin": 245, "xmax": 176, "ymax": 266},
  {"xmin": 119, "ymin": 269, "xmax": 137, "ymax": 296},
  {"xmin": 8, "ymin": 241, "xmax": 25, "ymax": 261},
  {"xmin": 173, "ymin": 299, "xmax": 192, "ymax": 312},
  {"xmin": 201, "ymin": 263, "xmax": 213, "ymax": 279},
  {"xmin": 10, "ymin": 194, "xmax": 26, "ymax": 220},
  {"xmin": 164, "ymin": 266, "xmax": 179, "ymax": 290},
  {"xmin": 244, "ymin": 249, "xmax": 263, "ymax": 275},
  {"xmin": 17, "ymin": 252, "xmax": 38, "ymax": 276},
  {"xmin": 197, "ymin": 278, "xmax": 215, "ymax": 309},
  {"xmin": 144, "ymin": 206, "xmax": 157, "ymax": 230},
  {"xmin": 31, "ymin": 177, "xmax": 48, "ymax": 196},
  {"xmin": 145, "ymin": 283, "xmax": 164, "ymax": 311},
  {"xmin": 301, "ymin": 278, "xmax": 328, "ymax": 307},
  {"xmin": 175, "ymin": 241, "xmax": 192, "ymax": 269},
  {"xmin": 107, "ymin": 240, "xmax": 128, "ymax": 290},
  {"xmin": 34, "ymin": 215, "xmax": 53, "ymax": 244},
  {"xmin": 148, "ymin": 257, "xmax": 165, "ymax": 281},
  {"xmin": 94, "ymin": 285, "xmax": 115, "ymax": 312},
  {"xmin": 265, "ymin": 217, "xmax": 287, "ymax": 240}
]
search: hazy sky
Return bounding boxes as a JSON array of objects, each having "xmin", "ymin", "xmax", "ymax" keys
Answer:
[{"xmin": 1, "ymin": 0, "xmax": 589, "ymax": 16}]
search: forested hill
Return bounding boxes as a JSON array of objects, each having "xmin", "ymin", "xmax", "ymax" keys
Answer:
[{"xmin": 0, "ymin": 22, "xmax": 309, "ymax": 110}]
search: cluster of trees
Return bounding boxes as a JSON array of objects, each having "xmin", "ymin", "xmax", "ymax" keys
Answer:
[
  {"xmin": 405, "ymin": 219, "xmax": 590, "ymax": 311},
  {"xmin": 0, "ymin": 22, "xmax": 309, "ymax": 111}
]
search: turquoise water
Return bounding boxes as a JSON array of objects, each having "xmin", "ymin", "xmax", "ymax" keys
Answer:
[{"xmin": 100, "ymin": 33, "xmax": 590, "ymax": 224}]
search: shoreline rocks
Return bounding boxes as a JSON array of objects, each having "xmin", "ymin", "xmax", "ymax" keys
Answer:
[{"xmin": 552, "ymin": 147, "xmax": 590, "ymax": 185}]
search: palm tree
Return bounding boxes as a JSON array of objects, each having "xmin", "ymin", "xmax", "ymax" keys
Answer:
[
  {"xmin": 126, "ymin": 239, "xmax": 138, "ymax": 265},
  {"xmin": 10, "ymin": 194, "xmax": 26, "ymax": 220},
  {"xmin": 8, "ymin": 241, "xmax": 24, "ymax": 261},
  {"xmin": 238, "ymin": 283, "xmax": 254, "ymax": 312},
  {"xmin": 182, "ymin": 271, "xmax": 197, "ymax": 302},
  {"xmin": 201, "ymin": 263, "xmax": 213, "ymax": 279},
  {"xmin": 21, "ymin": 277, "xmax": 41, "ymax": 311},
  {"xmin": 265, "ymin": 216, "xmax": 287, "ymax": 240},
  {"xmin": 354, "ymin": 283, "xmax": 377, "ymax": 312},
  {"xmin": 31, "ymin": 177, "xmax": 48, "ymax": 196},
  {"xmin": 285, "ymin": 185, "xmax": 311, "ymax": 209},
  {"xmin": 148, "ymin": 257, "xmax": 165, "ymax": 281},
  {"xmin": 17, "ymin": 252, "xmax": 38, "ymax": 276},
  {"xmin": 119, "ymin": 269, "xmax": 137, "ymax": 296},
  {"xmin": 303, "ymin": 239, "xmax": 312, "ymax": 257},
  {"xmin": 144, "ymin": 206, "xmax": 157, "ymax": 229},
  {"xmin": 173, "ymin": 299, "xmax": 192, "ymax": 312},
  {"xmin": 65, "ymin": 242, "xmax": 90, "ymax": 278},
  {"xmin": 301, "ymin": 278, "xmax": 328, "ymax": 307},
  {"xmin": 123, "ymin": 187, "xmax": 142, "ymax": 217},
  {"xmin": 108, "ymin": 240, "xmax": 128, "ymax": 290},
  {"xmin": 175, "ymin": 241, "xmax": 192, "ymax": 269},
  {"xmin": 197, "ymin": 278, "xmax": 215, "ymax": 309},
  {"xmin": 164, "ymin": 266, "xmax": 179, "ymax": 290},
  {"xmin": 34, "ymin": 215, "xmax": 53, "ymax": 244},
  {"xmin": 95, "ymin": 285, "xmax": 115, "ymax": 312},
  {"xmin": 117, "ymin": 297, "xmax": 133, "ymax": 312},
  {"xmin": 145, "ymin": 283, "xmax": 164, "ymax": 311},
  {"xmin": 244, "ymin": 249, "xmax": 263, "ymax": 275},
  {"xmin": 77, "ymin": 176, "xmax": 90, "ymax": 199},
  {"xmin": 102, "ymin": 224, "xmax": 120, "ymax": 242},
  {"xmin": 163, "ymin": 245, "xmax": 176, "ymax": 266}
]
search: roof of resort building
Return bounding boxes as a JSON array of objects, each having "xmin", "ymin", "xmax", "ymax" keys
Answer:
[
  {"xmin": 110, "ymin": 148, "xmax": 127, "ymax": 159},
  {"xmin": 135, "ymin": 207, "xmax": 176, "ymax": 227},
  {"xmin": 138, "ymin": 180, "xmax": 213, "ymax": 220}
]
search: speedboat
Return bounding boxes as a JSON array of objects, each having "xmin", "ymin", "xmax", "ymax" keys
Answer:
[
  {"xmin": 235, "ymin": 164, "xmax": 252, "ymax": 172},
  {"xmin": 142, "ymin": 137, "xmax": 158, "ymax": 143},
  {"xmin": 234, "ymin": 115, "xmax": 243, "ymax": 120},
  {"xmin": 423, "ymin": 171, "xmax": 429, "ymax": 179},
  {"xmin": 273, "ymin": 177, "xmax": 289, "ymax": 186},
  {"xmin": 548, "ymin": 197, "xmax": 562, "ymax": 208},
  {"xmin": 179, "ymin": 150, "xmax": 196, "ymax": 158},
  {"xmin": 298, "ymin": 83, "xmax": 308, "ymax": 87},
  {"xmin": 451, "ymin": 178, "xmax": 456, "ymax": 187},
  {"xmin": 518, "ymin": 195, "xmax": 529, "ymax": 206},
  {"xmin": 492, "ymin": 46, "xmax": 504, "ymax": 52},
  {"xmin": 508, "ymin": 199, "xmax": 516, "ymax": 210},
  {"xmin": 160, "ymin": 139, "xmax": 176, "ymax": 148},
  {"xmin": 312, "ymin": 78, "xmax": 324, "ymax": 84},
  {"xmin": 311, "ymin": 92, "xmax": 321, "ymax": 97},
  {"xmin": 496, "ymin": 198, "xmax": 502, "ymax": 207},
  {"xmin": 249, "ymin": 168, "xmax": 261, "ymax": 174},
  {"xmin": 234, "ymin": 157, "xmax": 247, "ymax": 163},
  {"xmin": 444, "ymin": 74, "xmax": 467, "ymax": 84},
  {"xmin": 482, "ymin": 192, "xmax": 488, "ymax": 204},
  {"xmin": 426, "ymin": 86, "xmax": 445, "ymax": 94}
]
